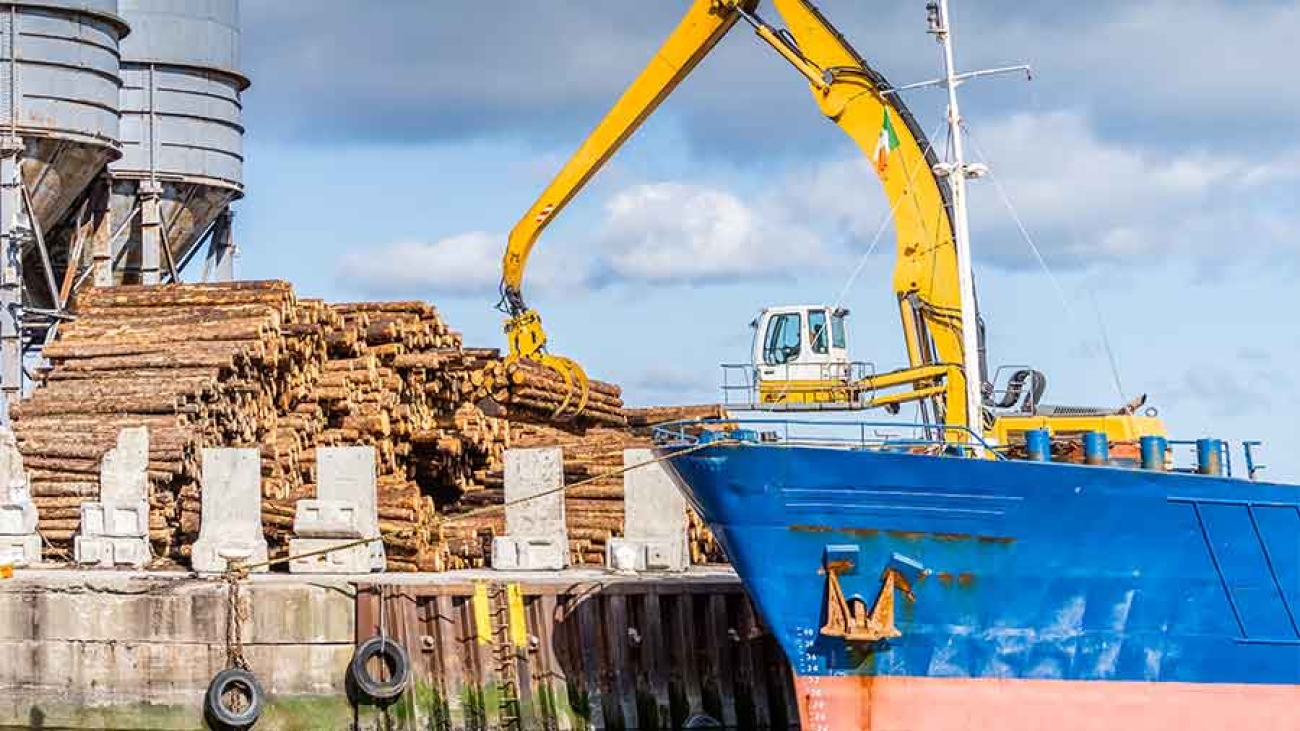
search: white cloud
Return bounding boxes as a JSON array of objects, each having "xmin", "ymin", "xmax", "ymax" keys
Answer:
[
  {"xmin": 594, "ymin": 182, "xmax": 826, "ymax": 285},
  {"xmin": 337, "ymin": 231, "xmax": 582, "ymax": 298},
  {"xmin": 961, "ymin": 110, "xmax": 1300, "ymax": 268}
]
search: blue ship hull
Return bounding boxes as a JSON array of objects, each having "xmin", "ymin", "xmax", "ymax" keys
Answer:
[{"xmin": 660, "ymin": 441, "xmax": 1300, "ymax": 729}]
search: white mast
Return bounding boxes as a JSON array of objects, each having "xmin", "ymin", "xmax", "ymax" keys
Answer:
[{"xmin": 931, "ymin": 1, "xmax": 993, "ymax": 454}]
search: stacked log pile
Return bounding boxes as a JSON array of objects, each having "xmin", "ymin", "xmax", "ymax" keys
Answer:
[
  {"xmin": 440, "ymin": 404, "xmax": 730, "ymax": 569},
  {"xmin": 14, "ymin": 281, "xmax": 730, "ymax": 572}
]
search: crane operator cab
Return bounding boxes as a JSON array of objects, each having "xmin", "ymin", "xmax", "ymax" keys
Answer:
[{"xmin": 722, "ymin": 305, "xmax": 875, "ymax": 410}]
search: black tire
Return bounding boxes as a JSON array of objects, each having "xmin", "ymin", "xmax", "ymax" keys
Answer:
[
  {"xmin": 684, "ymin": 714, "xmax": 722, "ymax": 729},
  {"xmin": 204, "ymin": 667, "xmax": 263, "ymax": 730},
  {"xmin": 348, "ymin": 635, "xmax": 411, "ymax": 704}
]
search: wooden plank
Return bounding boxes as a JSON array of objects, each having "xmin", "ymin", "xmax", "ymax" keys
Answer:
[
  {"xmin": 470, "ymin": 584, "xmax": 502, "ymax": 730},
  {"xmin": 737, "ymin": 597, "xmax": 771, "ymax": 728},
  {"xmin": 531, "ymin": 593, "xmax": 569, "ymax": 731},
  {"xmin": 574, "ymin": 596, "xmax": 607, "ymax": 730},
  {"xmin": 641, "ymin": 589, "xmax": 671, "ymax": 730},
  {"xmin": 605, "ymin": 594, "xmax": 639, "ymax": 728},
  {"xmin": 709, "ymin": 593, "xmax": 739, "ymax": 727},
  {"xmin": 434, "ymin": 594, "xmax": 468, "ymax": 729},
  {"xmin": 670, "ymin": 592, "xmax": 704, "ymax": 718}
]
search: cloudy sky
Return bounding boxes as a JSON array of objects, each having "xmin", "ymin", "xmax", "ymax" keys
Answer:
[{"xmin": 235, "ymin": 1, "xmax": 1300, "ymax": 480}]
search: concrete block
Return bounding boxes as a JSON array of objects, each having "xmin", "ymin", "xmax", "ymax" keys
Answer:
[
  {"xmin": 606, "ymin": 538, "xmax": 690, "ymax": 573},
  {"xmin": 491, "ymin": 536, "xmax": 569, "ymax": 571},
  {"xmin": 504, "ymin": 448, "xmax": 566, "ymax": 538},
  {"xmin": 492, "ymin": 448, "xmax": 569, "ymax": 571},
  {"xmin": 288, "ymin": 538, "xmax": 373, "ymax": 574},
  {"xmin": 0, "ymin": 534, "xmax": 40, "ymax": 566},
  {"xmin": 293, "ymin": 499, "xmax": 363, "ymax": 538},
  {"xmin": 604, "ymin": 449, "xmax": 691, "ymax": 572},
  {"xmin": 316, "ymin": 446, "xmax": 383, "ymax": 569},
  {"xmin": 73, "ymin": 536, "xmax": 150, "ymax": 568},
  {"xmin": 78, "ymin": 500, "xmax": 149, "ymax": 538},
  {"xmin": 99, "ymin": 427, "xmax": 149, "ymax": 503},
  {"xmin": 0, "ymin": 502, "xmax": 36, "ymax": 536},
  {"xmin": 0, "ymin": 428, "xmax": 25, "ymax": 491},
  {"xmin": 191, "ymin": 448, "xmax": 268, "ymax": 573}
]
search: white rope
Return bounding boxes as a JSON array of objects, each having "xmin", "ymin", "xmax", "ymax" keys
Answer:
[{"xmin": 962, "ymin": 124, "xmax": 1129, "ymax": 404}]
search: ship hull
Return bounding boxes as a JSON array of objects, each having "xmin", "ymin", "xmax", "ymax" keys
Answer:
[
  {"xmin": 792, "ymin": 675, "xmax": 1300, "ymax": 731},
  {"xmin": 660, "ymin": 442, "xmax": 1300, "ymax": 729}
]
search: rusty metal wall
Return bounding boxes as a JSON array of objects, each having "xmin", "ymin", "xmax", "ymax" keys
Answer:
[{"xmin": 356, "ymin": 578, "xmax": 800, "ymax": 730}]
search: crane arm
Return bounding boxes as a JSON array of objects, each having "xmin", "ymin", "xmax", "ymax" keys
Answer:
[
  {"xmin": 500, "ymin": 0, "xmax": 975, "ymax": 427},
  {"xmin": 771, "ymin": 0, "xmax": 971, "ymax": 427},
  {"xmin": 499, "ymin": 0, "xmax": 840, "ymax": 418}
]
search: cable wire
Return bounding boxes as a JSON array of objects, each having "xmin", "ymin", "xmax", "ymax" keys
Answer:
[{"xmin": 962, "ymin": 124, "xmax": 1129, "ymax": 404}]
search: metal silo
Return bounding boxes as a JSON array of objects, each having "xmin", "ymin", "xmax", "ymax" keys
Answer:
[
  {"xmin": 107, "ymin": 0, "xmax": 247, "ymax": 286},
  {"xmin": 0, "ymin": 0, "xmax": 129, "ymax": 412}
]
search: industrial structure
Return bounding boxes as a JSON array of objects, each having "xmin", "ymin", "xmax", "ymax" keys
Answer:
[{"xmin": 0, "ymin": 0, "xmax": 246, "ymax": 418}]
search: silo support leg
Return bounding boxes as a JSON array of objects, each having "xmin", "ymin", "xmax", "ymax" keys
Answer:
[
  {"xmin": 0, "ymin": 137, "xmax": 23, "ymax": 417},
  {"xmin": 210, "ymin": 210, "xmax": 235, "ymax": 282},
  {"xmin": 139, "ymin": 181, "xmax": 163, "ymax": 286},
  {"xmin": 91, "ymin": 179, "xmax": 115, "ymax": 288}
]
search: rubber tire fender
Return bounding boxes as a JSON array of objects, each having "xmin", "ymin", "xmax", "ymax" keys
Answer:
[
  {"xmin": 204, "ymin": 667, "xmax": 264, "ymax": 730},
  {"xmin": 348, "ymin": 635, "xmax": 411, "ymax": 703}
]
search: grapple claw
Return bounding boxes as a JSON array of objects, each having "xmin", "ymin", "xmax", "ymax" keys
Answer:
[{"xmin": 504, "ymin": 308, "xmax": 591, "ymax": 421}]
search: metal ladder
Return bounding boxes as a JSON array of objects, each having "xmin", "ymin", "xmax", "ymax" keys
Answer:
[{"xmin": 489, "ymin": 583, "xmax": 525, "ymax": 730}]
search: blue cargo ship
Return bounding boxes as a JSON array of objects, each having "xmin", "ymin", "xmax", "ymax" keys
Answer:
[{"xmin": 657, "ymin": 423, "xmax": 1300, "ymax": 730}]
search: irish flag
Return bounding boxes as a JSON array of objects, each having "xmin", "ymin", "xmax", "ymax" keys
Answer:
[{"xmin": 873, "ymin": 109, "xmax": 900, "ymax": 174}]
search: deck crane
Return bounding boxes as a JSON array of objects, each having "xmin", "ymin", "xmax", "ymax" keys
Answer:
[{"xmin": 499, "ymin": 0, "xmax": 1164, "ymax": 445}]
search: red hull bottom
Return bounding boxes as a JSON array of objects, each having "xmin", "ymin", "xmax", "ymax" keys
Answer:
[{"xmin": 794, "ymin": 675, "xmax": 1300, "ymax": 731}]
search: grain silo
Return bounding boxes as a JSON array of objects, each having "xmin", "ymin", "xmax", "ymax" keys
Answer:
[
  {"xmin": 107, "ymin": 0, "xmax": 247, "ymax": 286},
  {"xmin": 0, "ymin": 0, "xmax": 129, "ymax": 410}
]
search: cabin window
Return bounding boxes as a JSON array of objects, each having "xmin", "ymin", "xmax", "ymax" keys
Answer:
[
  {"xmin": 832, "ymin": 312, "xmax": 847, "ymax": 349},
  {"xmin": 763, "ymin": 313, "xmax": 802, "ymax": 365},
  {"xmin": 809, "ymin": 310, "xmax": 829, "ymax": 354}
]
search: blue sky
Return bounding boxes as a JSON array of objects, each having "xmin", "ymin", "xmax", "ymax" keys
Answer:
[{"xmin": 235, "ymin": 1, "xmax": 1300, "ymax": 480}]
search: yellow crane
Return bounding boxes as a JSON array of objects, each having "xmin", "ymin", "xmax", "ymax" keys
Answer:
[{"xmin": 499, "ymin": 0, "xmax": 1164, "ymax": 445}]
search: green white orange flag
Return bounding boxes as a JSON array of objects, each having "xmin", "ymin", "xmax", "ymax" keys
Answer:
[{"xmin": 873, "ymin": 109, "xmax": 900, "ymax": 174}]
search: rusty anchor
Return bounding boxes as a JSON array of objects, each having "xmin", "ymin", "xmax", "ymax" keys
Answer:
[{"xmin": 820, "ymin": 551, "xmax": 927, "ymax": 643}]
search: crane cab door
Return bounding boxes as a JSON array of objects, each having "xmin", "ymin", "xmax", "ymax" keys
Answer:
[{"xmin": 752, "ymin": 306, "xmax": 854, "ymax": 405}]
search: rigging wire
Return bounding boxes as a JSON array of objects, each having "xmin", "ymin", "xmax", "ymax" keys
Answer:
[
  {"xmin": 962, "ymin": 124, "xmax": 1130, "ymax": 404},
  {"xmin": 767, "ymin": 119, "xmax": 948, "ymax": 429}
]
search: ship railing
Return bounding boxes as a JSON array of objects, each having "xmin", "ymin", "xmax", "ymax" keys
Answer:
[
  {"xmin": 653, "ymin": 417, "xmax": 1007, "ymax": 460},
  {"xmin": 1166, "ymin": 439, "xmax": 1267, "ymax": 480},
  {"xmin": 718, "ymin": 361, "xmax": 877, "ymax": 409}
]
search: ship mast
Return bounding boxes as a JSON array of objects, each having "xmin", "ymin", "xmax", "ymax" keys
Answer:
[
  {"xmin": 891, "ymin": 2, "xmax": 1030, "ymax": 453},
  {"xmin": 933, "ymin": 0, "xmax": 983, "ymax": 452}
]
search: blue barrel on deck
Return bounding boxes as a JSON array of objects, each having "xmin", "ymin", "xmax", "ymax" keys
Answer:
[
  {"xmin": 1025, "ymin": 429, "xmax": 1051, "ymax": 462},
  {"xmin": 1140, "ymin": 436, "xmax": 1168, "ymax": 471},
  {"xmin": 1083, "ymin": 432, "xmax": 1109, "ymax": 465},
  {"xmin": 1197, "ymin": 438, "xmax": 1225, "ymax": 476}
]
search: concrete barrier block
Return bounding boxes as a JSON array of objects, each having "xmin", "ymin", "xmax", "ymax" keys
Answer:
[
  {"xmin": 288, "ymin": 538, "xmax": 373, "ymax": 574},
  {"xmin": 292, "ymin": 499, "xmax": 363, "ymax": 538},
  {"xmin": 0, "ymin": 534, "xmax": 40, "ymax": 566},
  {"xmin": 73, "ymin": 536, "xmax": 150, "ymax": 568},
  {"xmin": 0, "ymin": 502, "xmax": 36, "ymax": 536},
  {"xmin": 603, "ymin": 449, "xmax": 691, "ymax": 572},
  {"xmin": 503, "ymin": 448, "xmax": 566, "ymax": 538},
  {"xmin": 607, "ymin": 538, "xmax": 689, "ymax": 573},
  {"xmin": 78, "ymin": 500, "xmax": 149, "ymax": 538},
  {"xmin": 315, "ymin": 447, "xmax": 383, "ymax": 569},
  {"xmin": 191, "ymin": 448, "xmax": 268, "ymax": 573},
  {"xmin": 491, "ymin": 536, "xmax": 568, "ymax": 571},
  {"xmin": 99, "ymin": 427, "xmax": 149, "ymax": 504}
]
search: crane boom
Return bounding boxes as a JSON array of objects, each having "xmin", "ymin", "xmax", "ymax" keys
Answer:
[{"xmin": 500, "ymin": 0, "xmax": 976, "ymax": 428}]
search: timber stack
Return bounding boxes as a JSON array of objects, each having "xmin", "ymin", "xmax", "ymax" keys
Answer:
[
  {"xmin": 11, "ymin": 281, "xmax": 731, "ymax": 572},
  {"xmin": 441, "ymin": 404, "xmax": 730, "ymax": 568}
]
